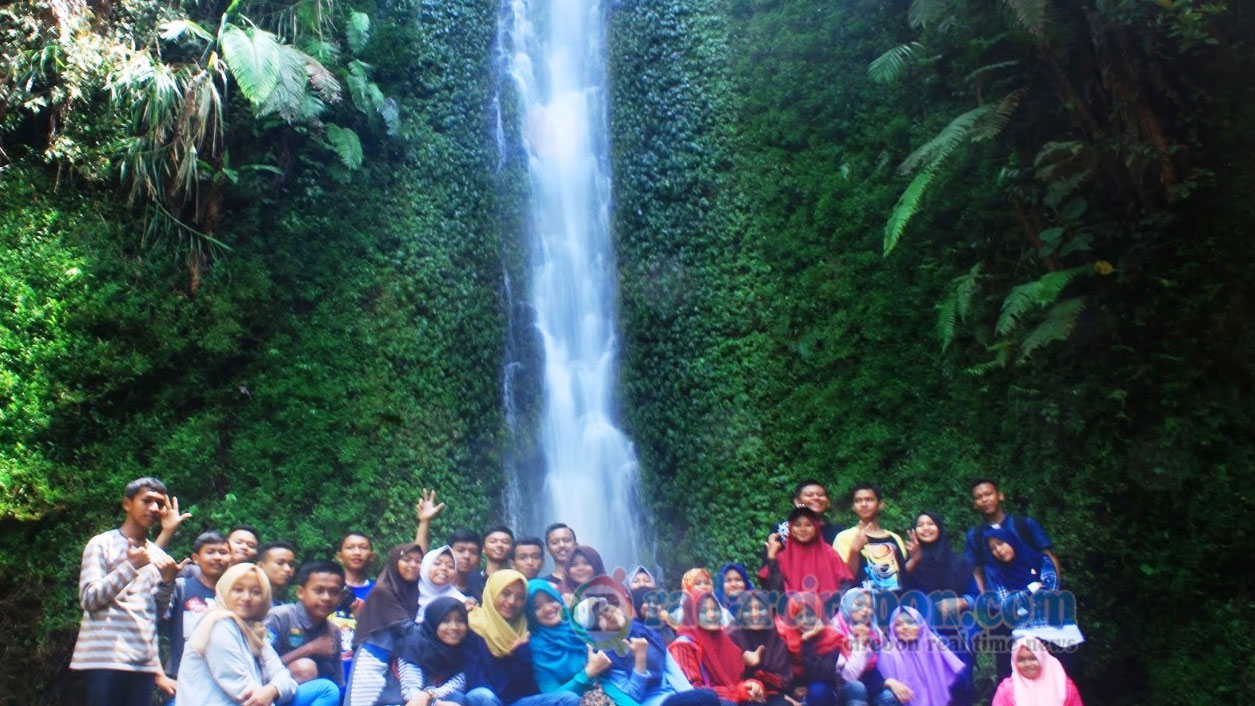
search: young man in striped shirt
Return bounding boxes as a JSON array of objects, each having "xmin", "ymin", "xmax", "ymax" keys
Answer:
[{"xmin": 69, "ymin": 476, "xmax": 188, "ymax": 706}]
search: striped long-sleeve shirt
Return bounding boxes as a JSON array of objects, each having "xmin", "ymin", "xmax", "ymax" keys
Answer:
[{"xmin": 69, "ymin": 529, "xmax": 175, "ymax": 673}]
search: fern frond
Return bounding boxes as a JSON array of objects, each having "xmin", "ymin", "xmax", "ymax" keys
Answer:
[
  {"xmin": 884, "ymin": 167, "xmax": 937, "ymax": 256},
  {"xmin": 1001, "ymin": 0, "xmax": 1047, "ymax": 37},
  {"xmin": 1018, "ymin": 298, "xmax": 1085, "ymax": 362},
  {"xmin": 969, "ymin": 89, "xmax": 1023, "ymax": 142},
  {"xmin": 954, "ymin": 262, "xmax": 982, "ymax": 321},
  {"xmin": 346, "ymin": 11, "xmax": 370, "ymax": 53},
  {"xmin": 378, "ymin": 97, "xmax": 400, "ymax": 137},
  {"xmin": 909, "ymin": 0, "xmax": 949, "ymax": 28},
  {"xmin": 301, "ymin": 52, "xmax": 341, "ymax": 104},
  {"xmin": 325, "ymin": 123, "xmax": 363, "ymax": 169},
  {"xmin": 966, "ymin": 341, "xmax": 1015, "ymax": 375},
  {"xmin": 220, "ymin": 24, "xmax": 284, "ymax": 107},
  {"xmin": 255, "ymin": 44, "xmax": 313, "ymax": 121},
  {"xmin": 965, "ymin": 60, "xmax": 1019, "ymax": 83},
  {"xmin": 160, "ymin": 19, "xmax": 213, "ymax": 44},
  {"xmin": 996, "ymin": 266, "xmax": 1091, "ymax": 336},
  {"xmin": 937, "ymin": 295, "xmax": 959, "ymax": 351},
  {"xmin": 868, "ymin": 42, "xmax": 923, "ymax": 84},
  {"xmin": 899, "ymin": 102, "xmax": 996, "ymax": 175}
]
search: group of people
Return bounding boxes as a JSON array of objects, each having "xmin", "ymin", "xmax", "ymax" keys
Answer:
[{"xmin": 71, "ymin": 477, "xmax": 1084, "ymax": 706}]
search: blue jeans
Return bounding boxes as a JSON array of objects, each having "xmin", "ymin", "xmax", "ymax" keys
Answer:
[
  {"xmin": 804, "ymin": 682, "xmax": 836, "ymax": 706},
  {"xmin": 839, "ymin": 681, "xmax": 898, "ymax": 706},
  {"xmin": 290, "ymin": 678, "xmax": 342, "ymax": 706},
  {"xmin": 661, "ymin": 689, "xmax": 721, "ymax": 706},
  {"xmin": 465, "ymin": 687, "xmax": 581, "ymax": 706},
  {"xmin": 81, "ymin": 670, "xmax": 153, "ymax": 706}
]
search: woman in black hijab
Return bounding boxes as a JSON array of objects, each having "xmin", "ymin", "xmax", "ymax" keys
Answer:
[{"xmin": 347, "ymin": 542, "xmax": 423, "ymax": 706}]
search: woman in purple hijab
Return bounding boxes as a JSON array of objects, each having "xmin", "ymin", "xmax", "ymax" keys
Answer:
[{"xmin": 876, "ymin": 606, "xmax": 967, "ymax": 706}]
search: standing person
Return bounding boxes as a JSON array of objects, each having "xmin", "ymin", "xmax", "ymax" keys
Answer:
[
  {"xmin": 668, "ymin": 592, "xmax": 766, "ymax": 705},
  {"xmin": 257, "ymin": 542, "xmax": 298, "ymax": 606},
  {"xmin": 465, "ymin": 569, "xmax": 550, "ymax": 706},
  {"xmin": 347, "ymin": 543, "xmax": 423, "ymax": 706},
  {"xmin": 990, "ymin": 638, "xmax": 1084, "ymax": 706},
  {"xmin": 331, "ymin": 532, "xmax": 377, "ymax": 683},
  {"xmin": 174, "ymin": 563, "xmax": 298, "ymax": 706},
  {"xmin": 901, "ymin": 513, "xmax": 976, "ymax": 706},
  {"xmin": 726, "ymin": 591, "xmax": 792, "ymax": 706},
  {"xmin": 833, "ymin": 485, "xmax": 908, "ymax": 594},
  {"xmin": 264, "ymin": 560, "xmax": 346, "ymax": 704},
  {"xmin": 963, "ymin": 480, "xmax": 1059, "ymax": 593},
  {"xmin": 70, "ymin": 476, "xmax": 186, "ymax": 706},
  {"xmin": 226, "ymin": 526, "xmax": 261, "ymax": 566},
  {"xmin": 483, "ymin": 526, "xmax": 516, "ymax": 578},
  {"xmin": 415, "ymin": 487, "xmax": 447, "ymax": 554},
  {"xmin": 772, "ymin": 481, "xmax": 841, "ymax": 547},
  {"xmin": 450, "ymin": 528, "xmax": 488, "ymax": 601},
  {"xmin": 419, "ymin": 545, "xmax": 471, "ymax": 621},
  {"xmin": 542, "ymin": 524, "xmax": 577, "ymax": 587},
  {"xmin": 512, "ymin": 538, "xmax": 546, "ymax": 581},
  {"xmin": 760, "ymin": 508, "xmax": 854, "ymax": 596},
  {"xmin": 874, "ymin": 607, "xmax": 967, "ymax": 706},
  {"xmin": 163, "ymin": 531, "xmax": 232, "ymax": 681}
]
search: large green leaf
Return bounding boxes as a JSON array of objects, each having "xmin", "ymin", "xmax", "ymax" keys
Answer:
[
  {"xmin": 347, "ymin": 11, "xmax": 371, "ymax": 53},
  {"xmin": 325, "ymin": 124, "xmax": 363, "ymax": 169},
  {"xmin": 220, "ymin": 24, "xmax": 284, "ymax": 107}
]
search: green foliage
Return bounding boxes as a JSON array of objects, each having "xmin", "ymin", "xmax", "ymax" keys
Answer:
[
  {"xmin": 867, "ymin": 42, "xmax": 923, "ymax": 83},
  {"xmin": 325, "ymin": 123, "xmax": 363, "ymax": 169},
  {"xmin": 347, "ymin": 10, "xmax": 371, "ymax": 53}
]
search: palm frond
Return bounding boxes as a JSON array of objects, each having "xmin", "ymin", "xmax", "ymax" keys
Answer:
[
  {"xmin": 346, "ymin": 11, "xmax": 370, "ymax": 53},
  {"xmin": 220, "ymin": 24, "xmax": 284, "ymax": 107},
  {"xmin": 868, "ymin": 42, "xmax": 923, "ymax": 84},
  {"xmin": 954, "ymin": 262, "xmax": 982, "ymax": 321},
  {"xmin": 325, "ymin": 123, "xmax": 362, "ymax": 169}
]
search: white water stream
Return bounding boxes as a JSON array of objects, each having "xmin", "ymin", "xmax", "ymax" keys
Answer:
[{"xmin": 497, "ymin": 0, "xmax": 651, "ymax": 571}]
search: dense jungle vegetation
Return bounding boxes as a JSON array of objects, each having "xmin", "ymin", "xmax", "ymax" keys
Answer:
[{"xmin": 1, "ymin": 0, "xmax": 1252, "ymax": 703}]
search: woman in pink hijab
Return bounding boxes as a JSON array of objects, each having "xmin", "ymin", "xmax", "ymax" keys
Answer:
[{"xmin": 991, "ymin": 637, "xmax": 1083, "ymax": 706}]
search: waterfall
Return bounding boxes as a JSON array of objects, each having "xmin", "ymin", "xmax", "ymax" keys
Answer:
[{"xmin": 496, "ymin": 0, "xmax": 653, "ymax": 571}]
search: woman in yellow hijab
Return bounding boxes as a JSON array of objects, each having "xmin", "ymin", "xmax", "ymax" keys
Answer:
[{"xmin": 465, "ymin": 569, "xmax": 568, "ymax": 706}]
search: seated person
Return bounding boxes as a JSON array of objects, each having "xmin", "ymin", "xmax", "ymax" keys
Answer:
[
  {"xmin": 466, "ymin": 570, "xmax": 568, "ymax": 706},
  {"xmin": 346, "ymin": 543, "xmax": 423, "ymax": 706},
  {"xmin": 833, "ymin": 484, "xmax": 907, "ymax": 593},
  {"xmin": 713, "ymin": 563, "xmax": 752, "ymax": 619},
  {"xmin": 671, "ymin": 569, "xmax": 731, "ymax": 626},
  {"xmin": 668, "ymin": 592, "xmax": 766, "ymax": 705},
  {"xmin": 394, "ymin": 597, "xmax": 473, "ymax": 706},
  {"xmin": 176, "ymin": 563, "xmax": 300, "ymax": 706},
  {"xmin": 265, "ymin": 560, "xmax": 346, "ymax": 704},
  {"xmin": 726, "ymin": 591, "xmax": 792, "ymax": 706},
  {"xmin": 591, "ymin": 596, "xmax": 720, "ymax": 706},
  {"xmin": 257, "ymin": 541, "xmax": 298, "ymax": 605},
  {"xmin": 420, "ymin": 545, "xmax": 472, "ymax": 620},
  {"xmin": 526, "ymin": 579, "xmax": 634, "ymax": 704},
  {"xmin": 511, "ymin": 538, "xmax": 546, "ymax": 581},
  {"xmin": 633, "ymin": 588, "xmax": 678, "ymax": 646},
  {"xmin": 760, "ymin": 508, "xmax": 853, "ymax": 596},
  {"xmin": 629, "ymin": 567, "xmax": 657, "ymax": 590},
  {"xmin": 981, "ymin": 529, "xmax": 1083, "ymax": 679},
  {"xmin": 833, "ymin": 589, "xmax": 893, "ymax": 706},
  {"xmin": 991, "ymin": 638, "xmax": 1083, "ymax": 706},
  {"xmin": 963, "ymin": 479, "xmax": 1060, "ymax": 594},
  {"xmin": 163, "ymin": 530, "xmax": 231, "ymax": 680},
  {"xmin": 874, "ymin": 607, "xmax": 966, "ymax": 706},
  {"xmin": 775, "ymin": 594, "xmax": 845, "ymax": 706}
]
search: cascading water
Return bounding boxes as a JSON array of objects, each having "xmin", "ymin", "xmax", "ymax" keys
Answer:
[{"xmin": 496, "ymin": 0, "xmax": 652, "ymax": 571}]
